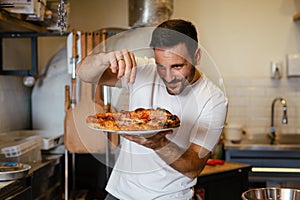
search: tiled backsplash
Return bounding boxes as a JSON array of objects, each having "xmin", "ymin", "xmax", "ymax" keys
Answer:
[
  {"xmin": 0, "ymin": 76, "xmax": 31, "ymax": 132},
  {"xmin": 224, "ymin": 77, "xmax": 300, "ymax": 135}
]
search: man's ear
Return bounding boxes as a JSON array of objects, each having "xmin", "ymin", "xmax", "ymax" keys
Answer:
[{"xmin": 194, "ymin": 48, "xmax": 202, "ymax": 65}]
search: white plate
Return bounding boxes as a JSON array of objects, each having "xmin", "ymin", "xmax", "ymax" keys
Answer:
[{"xmin": 88, "ymin": 125, "xmax": 174, "ymax": 137}]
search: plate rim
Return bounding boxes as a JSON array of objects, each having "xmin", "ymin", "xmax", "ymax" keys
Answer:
[{"xmin": 87, "ymin": 125, "xmax": 175, "ymax": 135}]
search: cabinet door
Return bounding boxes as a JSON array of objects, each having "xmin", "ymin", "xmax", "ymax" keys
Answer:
[
  {"xmin": 6, "ymin": 186, "xmax": 32, "ymax": 200},
  {"xmin": 195, "ymin": 169, "xmax": 249, "ymax": 200}
]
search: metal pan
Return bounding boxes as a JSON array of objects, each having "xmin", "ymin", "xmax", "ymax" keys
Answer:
[{"xmin": 0, "ymin": 162, "xmax": 31, "ymax": 181}]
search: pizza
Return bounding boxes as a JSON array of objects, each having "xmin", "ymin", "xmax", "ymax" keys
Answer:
[{"xmin": 86, "ymin": 108, "xmax": 180, "ymax": 131}]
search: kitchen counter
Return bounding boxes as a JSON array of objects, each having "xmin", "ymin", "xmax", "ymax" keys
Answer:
[
  {"xmin": 195, "ymin": 161, "xmax": 251, "ymax": 200},
  {"xmin": 200, "ymin": 161, "xmax": 251, "ymax": 176},
  {"xmin": 224, "ymin": 134, "xmax": 300, "ymax": 151},
  {"xmin": 0, "ymin": 177, "xmax": 31, "ymax": 199}
]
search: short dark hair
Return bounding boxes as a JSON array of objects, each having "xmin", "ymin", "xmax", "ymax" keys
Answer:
[{"xmin": 150, "ymin": 19, "xmax": 198, "ymax": 57}]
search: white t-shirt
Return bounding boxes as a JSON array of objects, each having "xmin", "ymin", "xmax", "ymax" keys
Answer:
[{"xmin": 106, "ymin": 57, "xmax": 228, "ymax": 200}]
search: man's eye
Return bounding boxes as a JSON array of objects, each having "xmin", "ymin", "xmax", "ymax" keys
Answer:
[{"xmin": 173, "ymin": 64, "xmax": 184, "ymax": 69}]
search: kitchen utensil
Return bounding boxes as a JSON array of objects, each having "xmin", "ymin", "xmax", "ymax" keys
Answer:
[
  {"xmin": 224, "ymin": 124, "xmax": 243, "ymax": 143},
  {"xmin": 71, "ymin": 29, "xmax": 78, "ymax": 108},
  {"xmin": 206, "ymin": 159, "xmax": 225, "ymax": 166},
  {"xmin": 70, "ymin": 29, "xmax": 78, "ymax": 200},
  {"xmin": 64, "ymin": 31, "xmax": 106, "ymax": 153},
  {"xmin": 242, "ymin": 188, "xmax": 300, "ymax": 200},
  {"xmin": 94, "ymin": 31, "xmax": 101, "ymax": 47},
  {"xmin": 57, "ymin": 0, "xmax": 68, "ymax": 33},
  {"xmin": 0, "ymin": 162, "xmax": 31, "ymax": 181},
  {"xmin": 65, "ymin": 85, "xmax": 70, "ymax": 112}
]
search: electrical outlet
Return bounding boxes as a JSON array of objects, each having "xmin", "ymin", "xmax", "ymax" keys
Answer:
[{"xmin": 287, "ymin": 53, "xmax": 300, "ymax": 77}]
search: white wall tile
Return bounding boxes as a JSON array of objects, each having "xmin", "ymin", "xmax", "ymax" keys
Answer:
[{"xmin": 225, "ymin": 77, "xmax": 300, "ymax": 135}]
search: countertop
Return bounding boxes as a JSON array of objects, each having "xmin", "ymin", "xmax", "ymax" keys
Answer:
[
  {"xmin": 199, "ymin": 161, "xmax": 252, "ymax": 177},
  {"xmin": 223, "ymin": 134, "xmax": 300, "ymax": 151}
]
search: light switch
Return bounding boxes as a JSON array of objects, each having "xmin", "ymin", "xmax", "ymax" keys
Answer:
[{"xmin": 287, "ymin": 53, "xmax": 300, "ymax": 77}]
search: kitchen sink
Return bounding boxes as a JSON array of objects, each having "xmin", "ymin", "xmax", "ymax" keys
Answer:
[{"xmin": 224, "ymin": 133, "xmax": 300, "ymax": 151}]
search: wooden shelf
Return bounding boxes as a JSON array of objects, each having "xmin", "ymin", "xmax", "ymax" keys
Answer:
[
  {"xmin": 0, "ymin": 10, "xmax": 48, "ymax": 33},
  {"xmin": 293, "ymin": 12, "xmax": 300, "ymax": 21}
]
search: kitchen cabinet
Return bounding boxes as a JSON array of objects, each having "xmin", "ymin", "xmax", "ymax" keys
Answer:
[
  {"xmin": 224, "ymin": 133, "xmax": 300, "ymax": 187},
  {"xmin": 195, "ymin": 162, "xmax": 251, "ymax": 200},
  {"xmin": 0, "ymin": 178, "xmax": 32, "ymax": 200},
  {"xmin": 31, "ymin": 155, "xmax": 63, "ymax": 199},
  {"xmin": 225, "ymin": 148, "xmax": 300, "ymax": 188},
  {"xmin": 0, "ymin": 10, "xmax": 67, "ymax": 76}
]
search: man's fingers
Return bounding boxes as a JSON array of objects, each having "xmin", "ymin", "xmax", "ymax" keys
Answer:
[
  {"xmin": 108, "ymin": 52, "xmax": 119, "ymax": 73},
  {"xmin": 129, "ymin": 66, "xmax": 137, "ymax": 84},
  {"xmin": 122, "ymin": 50, "xmax": 133, "ymax": 82},
  {"xmin": 117, "ymin": 58, "xmax": 126, "ymax": 78},
  {"xmin": 128, "ymin": 52, "xmax": 137, "ymax": 83},
  {"xmin": 108, "ymin": 50, "xmax": 136, "ymax": 83},
  {"xmin": 121, "ymin": 134, "xmax": 140, "ymax": 142}
]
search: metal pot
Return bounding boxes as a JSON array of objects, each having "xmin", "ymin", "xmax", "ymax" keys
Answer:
[{"xmin": 242, "ymin": 188, "xmax": 300, "ymax": 200}]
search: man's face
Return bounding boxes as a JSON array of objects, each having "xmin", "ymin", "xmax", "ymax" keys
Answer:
[{"xmin": 154, "ymin": 43, "xmax": 196, "ymax": 95}]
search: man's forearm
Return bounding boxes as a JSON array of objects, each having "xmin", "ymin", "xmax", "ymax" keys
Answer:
[
  {"xmin": 155, "ymin": 141, "xmax": 210, "ymax": 179},
  {"xmin": 77, "ymin": 53, "xmax": 110, "ymax": 83}
]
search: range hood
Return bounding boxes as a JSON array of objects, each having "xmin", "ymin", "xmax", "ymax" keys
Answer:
[{"xmin": 129, "ymin": 0, "xmax": 173, "ymax": 28}]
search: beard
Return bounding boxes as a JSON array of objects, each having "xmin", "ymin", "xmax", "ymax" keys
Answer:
[
  {"xmin": 161, "ymin": 67, "xmax": 196, "ymax": 95},
  {"xmin": 164, "ymin": 77, "xmax": 189, "ymax": 95}
]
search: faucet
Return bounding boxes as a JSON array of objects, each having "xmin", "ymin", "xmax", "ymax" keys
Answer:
[{"xmin": 270, "ymin": 97, "xmax": 288, "ymax": 140}]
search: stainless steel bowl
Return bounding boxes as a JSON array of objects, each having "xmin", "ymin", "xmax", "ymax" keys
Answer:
[
  {"xmin": 242, "ymin": 188, "xmax": 300, "ymax": 200},
  {"xmin": 0, "ymin": 162, "xmax": 31, "ymax": 181}
]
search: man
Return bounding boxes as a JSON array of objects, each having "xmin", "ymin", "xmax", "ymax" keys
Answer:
[{"xmin": 77, "ymin": 19, "xmax": 228, "ymax": 200}]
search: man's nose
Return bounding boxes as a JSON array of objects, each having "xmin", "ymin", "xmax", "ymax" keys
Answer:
[{"xmin": 164, "ymin": 69, "xmax": 174, "ymax": 82}]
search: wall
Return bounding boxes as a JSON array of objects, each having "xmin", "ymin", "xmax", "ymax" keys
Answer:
[
  {"xmin": 1, "ymin": 0, "xmax": 300, "ymax": 134},
  {"xmin": 67, "ymin": 0, "xmax": 300, "ymax": 135},
  {"xmin": 0, "ymin": 76, "xmax": 31, "ymax": 131},
  {"xmin": 226, "ymin": 77, "xmax": 300, "ymax": 134},
  {"xmin": 68, "ymin": 0, "xmax": 300, "ymax": 77},
  {"xmin": 69, "ymin": 0, "xmax": 128, "ymax": 31},
  {"xmin": 0, "ymin": 36, "xmax": 66, "ymax": 132},
  {"xmin": 173, "ymin": 0, "xmax": 300, "ymax": 78},
  {"xmin": 171, "ymin": 0, "xmax": 300, "ymax": 133}
]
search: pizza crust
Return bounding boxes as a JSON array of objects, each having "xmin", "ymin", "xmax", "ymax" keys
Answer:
[{"xmin": 86, "ymin": 108, "xmax": 180, "ymax": 131}]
